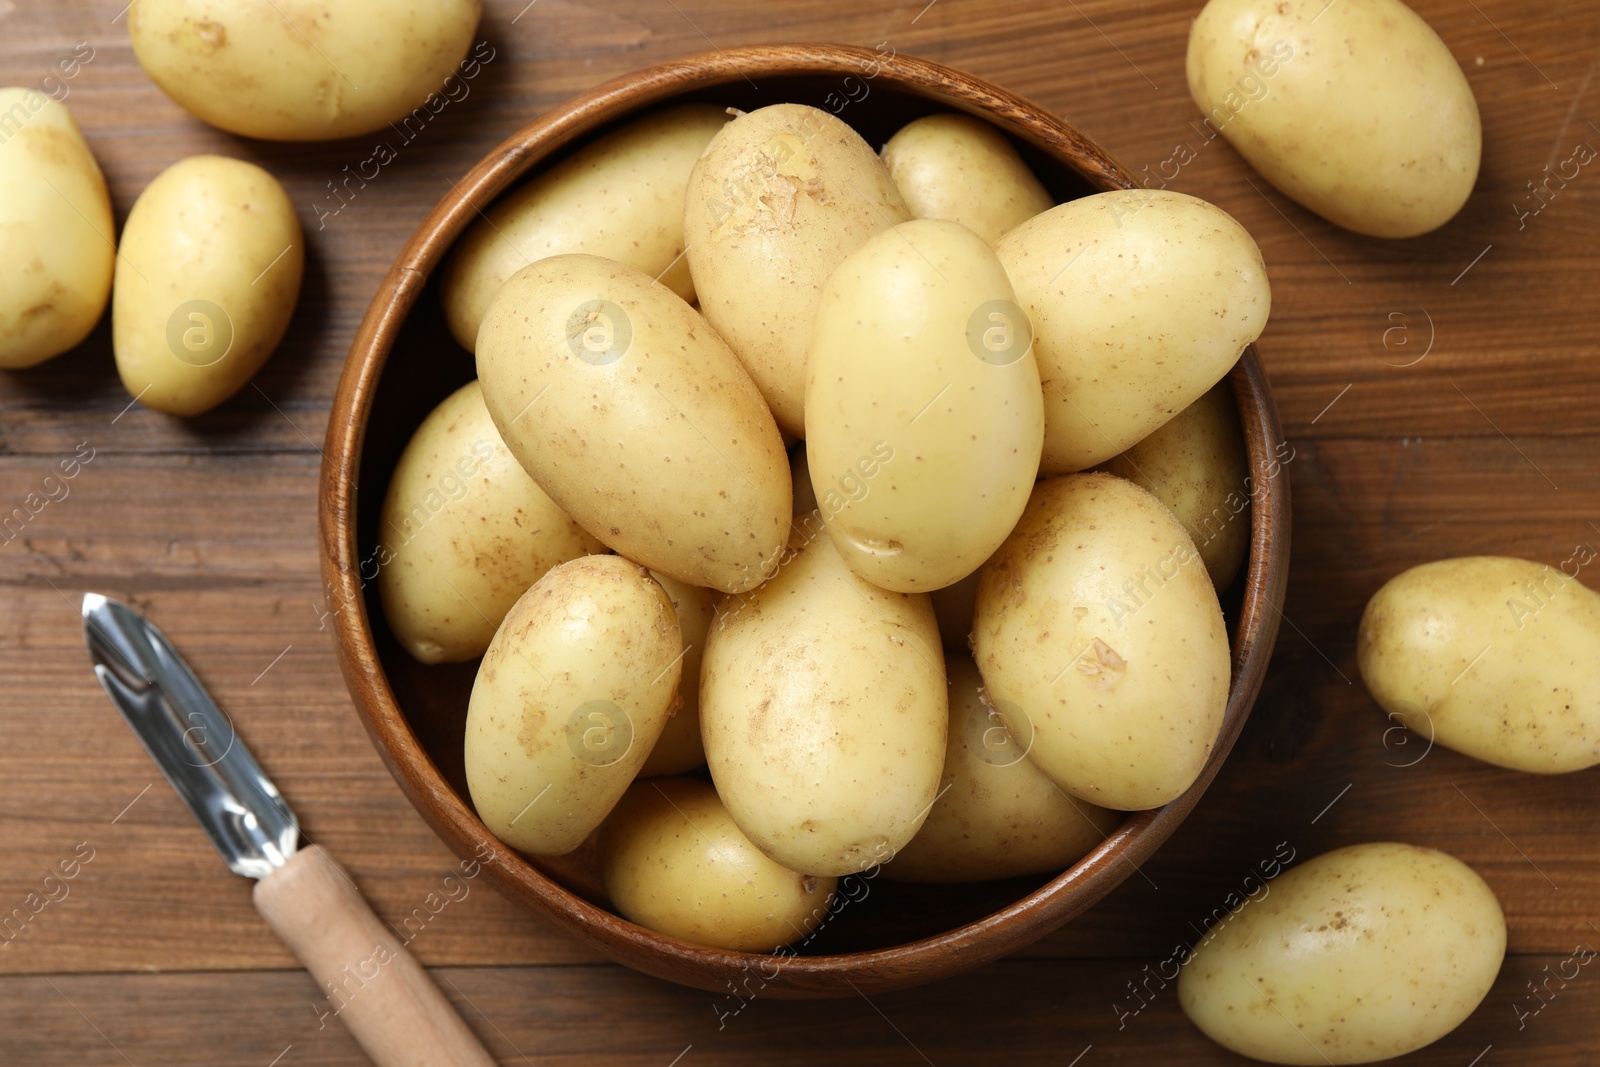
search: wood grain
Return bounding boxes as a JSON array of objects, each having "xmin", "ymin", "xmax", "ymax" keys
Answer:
[{"xmin": 2, "ymin": 0, "xmax": 1598, "ymax": 1060}]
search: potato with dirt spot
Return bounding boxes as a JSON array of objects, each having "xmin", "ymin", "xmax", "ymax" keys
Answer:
[
  {"xmin": 684, "ymin": 103, "xmax": 911, "ymax": 436},
  {"xmin": 0, "ymin": 89, "xmax": 115, "ymax": 370},
  {"xmin": 475, "ymin": 253, "xmax": 791, "ymax": 594},
  {"xmin": 441, "ymin": 104, "xmax": 728, "ymax": 351},
  {"xmin": 880, "ymin": 112, "xmax": 1052, "ymax": 244},
  {"xmin": 464, "ymin": 555, "xmax": 683, "ymax": 856},
  {"xmin": 1358, "ymin": 555, "xmax": 1600, "ymax": 773},
  {"xmin": 1180, "ymin": 842, "xmax": 1505, "ymax": 1064},
  {"xmin": 601, "ymin": 777, "xmax": 837, "ymax": 951},
  {"xmin": 973, "ymin": 473, "xmax": 1229, "ymax": 811},
  {"xmin": 884, "ymin": 656, "xmax": 1120, "ymax": 882},
  {"xmin": 701, "ymin": 517, "xmax": 946, "ymax": 876},
  {"xmin": 377, "ymin": 381, "xmax": 602, "ymax": 665}
]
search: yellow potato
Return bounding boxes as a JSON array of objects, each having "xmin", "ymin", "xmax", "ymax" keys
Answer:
[
  {"xmin": 601, "ymin": 778, "xmax": 837, "ymax": 951},
  {"xmin": 996, "ymin": 190, "xmax": 1270, "ymax": 473},
  {"xmin": 884, "ymin": 656, "xmax": 1119, "ymax": 883},
  {"xmin": 1187, "ymin": 0, "xmax": 1480, "ymax": 238},
  {"xmin": 113, "ymin": 155, "xmax": 303, "ymax": 415},
  {"xmin": 807, "ymin": 219, "xmax": 1043, "ymax": 592},
  {"xmin": 441, "ymin": 104, "xmax": 728, "ymax": 351},
  {"xmin": 702, "ymin": 519, "xmax": 946, "ymax": 875},
  {"xmin": 475, "ymin": 253, "xmax": 791, "ymax": 594},
  {"xmin": 684, "ymin": 103, "xmax": 910, "ymax": 436},
  {"xmin": 880, "ymin": 113, "xmax": 1052, "ymax": 244},
  {"xmin": 376, "ymin": 381, "xmax": 602, "ymax": 665},
  {"xmin": 464, "ymin": 555, "xmax": 682, "ymax": 856},
  {"xmin": 128, "ymin": 0, "xmax": 483, "ymax": 141},
  {"xmin": 637, "ymin": 572, "xmax": 713, "ymax": 777},
  {"xmin": 1180, "ymin": 842, "xmax": 1505, "ymax": 1064},
  {"xmin": 0, "ymin": 89, "xmax": 114, "ymax": 369},
  {"xmin": 1097, "ymin": 382, "xmax": 1253, "ymax": 591},
  {"xmin": 1358, "ymin": 555, "xmax": 1600, "ymax": 773},
  {"xmin": 973, "ymin": 473, "xmax": 1229, "ymax": 810}
]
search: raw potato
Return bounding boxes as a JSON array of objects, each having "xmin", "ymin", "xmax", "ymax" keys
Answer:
[
  {"xmin": 973, "ymin": 473, "xmax": 1230, "ymax": 810},
  {"xmin": 441, "ymin": 104, "xmax": 728, "ymax": 351},
  {"xmin": 1187, "ymin": 0, "xmax": 1481, "ymax": 238},
  {"xmin": 113, "ymin": 155, "xmax": 303, "ymax": 415},
  {"xmin": 884, "ymin": 656, "xmax": 1120, "ymax": 883},
  {"xmin": 996, "ymin": 190, "xmax": 1270, "ymax": 473},
  {"xmin": 1098, "ymin": 381, "xmax": 1251, "ymax": 591},
  {"xmin": 464, "ymin": 555, "xmax": 682, "ymax": 856},
  {"xmin": 376, "ymin": 381, "xmax": 602, "ymax": 665},
  {"xmin": 638, "ymin": 572, "xmax": 713, "ymax": 777},
  {"xmin": 601, "ymin": 778, "xmax": 837, "ymax": 951},
  {"xmin": 475, "ymin": 253, "xmax": 791, "ymax": 594},
  {"xmin": 128, "ymin": 0, "xmax": 483, "ymax": 141},
  {"xmin": 0, "ymin": 89, "xmax": 114, "ymax": 369},
  {"xmin": 1358, "ymin": 555, "xmax": 1600, "ymax": 773},
  {"xmin": 880, "ymin": 113, "xmax": 1052, "ymax": 244},
  {"xmin": 684, "ymin": 103, "xmax": 911, "ymax": 436},
  {"xmin": 806, "ymin": 219, "xmax": 1044, "ymax": 592},
  {"xmin": 702, "ymin": 520, "xmax": 947, "ymax": 876},
  {"xmin": 1180, "ymin": 842, "xmax": 1505, "ymax": 1064}
]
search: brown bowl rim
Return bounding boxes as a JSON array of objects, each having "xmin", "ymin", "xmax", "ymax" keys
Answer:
[{"xmin": 318, "ymin": 42, "xmax": 1291, "ymax": 999}]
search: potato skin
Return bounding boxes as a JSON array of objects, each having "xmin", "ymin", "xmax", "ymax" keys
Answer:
[
  {"xmin": 601, "ymin": 778, "xmax": 836, "ymax": 951},
  {"xmin": 684, "ymin": 103, "xmax": 910, "ymax": 436},
  {"xmin": 637, "ymin": 572, "xmax": 713, "ymax": 777},
  {"xmin": 441, "ymin": 104, "xmax": 728, "ymax": 351},
  {"xmin": 1357, "ymin": 555, "xmax": 1600, "ymax": 773},
  {"xmin": 702, "ymin": 518, "xmax": 947, "ymax": 876},
  {"xmin": 1186, "ymin": 0, "xmax": 1481, "ymax": 238},
  {"xmin": 475, "ymin": 253, "xmax": 791, "ymax": 594},
  {"xmin": 376, "ymin": 381, "xmax": 603, "ymax": 665},
  {"xmin": 1098, "ymin": 382, "xmax": 1251, "ymax": 592},
  {"xmin": 0, "ymin": 90, "xmax": 114, "ymax": 369},
  {"xmin": 464, "ymin": 555, "xmax": 682, "ymax": 856},
  {"xmin": 973, "ymin": 473, "xmax": 1229, "ymax": 811},
  {"xmin": 884, "ymin": 656, "xmax": 1120, "ymax": 883},
  {"xmin": 113, "ymin": 155, "xmax": 303, "ymax": 415},
  {"xmin": 1179, "ymin": 842, "xmax": 1505, "ymax": 1064},
  {"xmin": 880, "ymin": 113, "xmax": 1052, "ymax": 244},
  {"xmin": 806, "ymin": 219, "xmax": 1043, "ymax": 592},
  {"xmin": 996, "ymin": 190, "xmax": 1269, "ymax": 473},
  {"xmin": 128, "ymin": 0, "xmax": 483, "ymax": 141}
]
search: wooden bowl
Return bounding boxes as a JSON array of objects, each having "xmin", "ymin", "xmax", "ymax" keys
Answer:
[{"xmin": 319, "ymin": 43, "xmax": 1290, "ymax": 999}]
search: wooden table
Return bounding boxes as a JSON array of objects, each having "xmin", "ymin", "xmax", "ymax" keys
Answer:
[{"xmin": 3, "ymin": 1, "xmax": 1597, "ymax": 1063}]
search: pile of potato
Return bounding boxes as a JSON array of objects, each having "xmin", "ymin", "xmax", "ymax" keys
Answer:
[{"xmin": 374, "ymin": 96, "xmax": 1274, "ymax": 957}]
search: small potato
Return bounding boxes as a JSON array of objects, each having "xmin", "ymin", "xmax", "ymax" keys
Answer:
[
  {"xmin": 806, "ymin": 219, "xmax": 1043, "ymax": 592},
  {"xmin": 684, "ymin": 103, "xmax": 911, "ymax": 436},
  {"xmin": 1187, "ymin": 0, "xmax": 1481, "ymax": 238},
  {"xmin": 638, "ymin": 572, "xmax": 713, "ymax": 777},
  {"xmin": 885, "ymin": 656, "xmax": 1120, "ymax": 883},
  {"xmin": 113, "ymin": 156, "xmax": 303, "ymax": 415},
  {"xmin": 1358, "ymin": 555, "xmax": 1600, "ymax": 773},
  {"xmin": 601, "ymin": 778, "xmax": 837, "ymax": 951},
  {"xmin": 0, "ymin": 89, "xmax": 114, "ymax": 369},
  {"xmin": 128, "ymin": 0, "xmax": 484, "ymax": 141},
  {"xmin": 973, "ymin": 474, "xmax": 1229, "ymax": 810},
  {"xmin": 376, "ymin": 381, "xmax": 603, "ymax": 665},
  {"xmin": 880, "ymin": 113, "xmax": 1052, "ymax": 244},
  {"xmin": 464, "ymin": 555, "xmax": 682, "ymax": 856},
  {"xmin": 702, "ymin": 518, "xmax": 947, "ymax": 876},
  {"xmin": 996, "ymin": 190, "xmax": 1270, "ymax": 473},
  {"xmin": 1180, "ymin": 842, "xmax": 1505, "ymax": 1064},
  {"xmin": 1098, "ymin": 382, "xmax": 1252, "ymax": 591},
  {"xmin": 476, "ymin": 253, "xmax": 791, "ymax": 594},
  {"xmin": 441, "ymin": 104, "xmax": 728, "ymax": 351}
]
